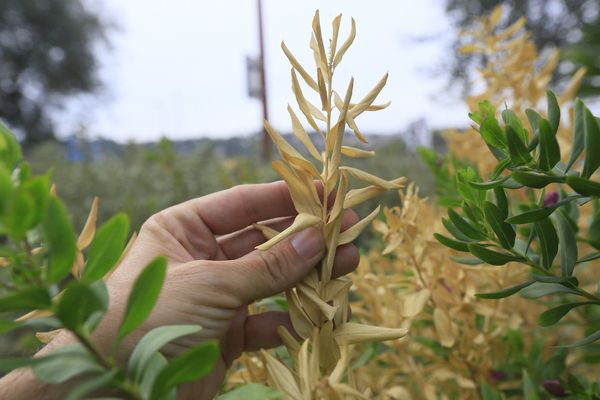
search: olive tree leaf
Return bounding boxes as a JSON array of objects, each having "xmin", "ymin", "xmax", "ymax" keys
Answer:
[
  {"xmin": 560, "ymin": 328, "xmax": 600, "ymax": 348},
  {"xmin": 582, "ymin": 106, "xmax": 600, "ymax": 178},
  {"xmin": 32, "ymin": 345, "xmax": 102, "ymax": 384},
  {"xmin": 0, "ymin": 288, "xmax": 51, "ymax": 312},
  {"xmin": 82, "ymin": 213, "xmax": 129, "ymax": 282},
  {"xmin": 65, "ymin": 369, "xmax": 119, "ymax": 400},
  {"xmin": 117, "ymin": 256, "xmax": 167, "ymax": 343},
  {"xmin": 43, "ymin": 197, "xmax": 77, "ymax": 284},
  {"xmin": 566, "ymin": 99, "xmax": 585, "ymax": 172},
  {"xmin": 483, "ymin": 201, "xmax": 515, "ymax": 249},
  {"xmin": 128, "ymin": 324, "xmax": 202, "ymax": 383},
  {"xmin": 538, "ymin": 118, "xmax": 560, "ymax": 171},
  {"xmin": 546, "ymin": 90, "xmax": 560, "ymax": 134},
  {"xmin": 218, "ymin": 384, "xmax": 284, "ymax": 400},
  {"xmin": 433, "ymin": 233, "xmax": 469, "ymax": 252},
  {"xmin": 150, "ymin": 340, "xmax": 219, "ymax": 400},
  {"xmin": 506, "ymin": 126, "xmax": 532, "ymax": 166},
  {"xmin": 475, "ymin": 280, "xmax": 535, "ymax": 299},
  {"xmin": 467, "ymin": 244, "xmax": 522, "ymax": 265},
  {"xmin": 521, "ymin": 283, "xmax": 579, "ymax": 299},
  {"xmin": 538, "ymin": 302, "xmax": 597, "ymax": 327},
  {"xmin": 534, "ymin": 218, "xmax": 558, "ymax": 269},
  {"xmin": 554, "ymin": 211, "xmax": 578, "ymax": 276},
  {"xmin": 511, "ymin": 170, "xmax": 565, "ymax": 189},
  {"xmin": 566, "ymin": 175, "xmax": 600, "ymax": 197},
  {"xmin": 56, "ymin": 281, "xmax": 106, "ymax": 331}
]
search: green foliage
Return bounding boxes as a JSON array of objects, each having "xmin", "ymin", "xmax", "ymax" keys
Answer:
[
  {"xmin": 0, "ymin": 125, "xmax": 218, "ymax": 398},
  {"xmin": 433, "ymin": 92, "xmax": 600, "ymax": 352}
]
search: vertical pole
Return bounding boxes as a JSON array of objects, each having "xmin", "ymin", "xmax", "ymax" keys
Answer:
[{"xmin": 257, "ymin": 0, "xmax": 270, "ymax": 160}]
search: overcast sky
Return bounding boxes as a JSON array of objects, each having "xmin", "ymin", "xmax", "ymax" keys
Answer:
[{"xmin": 60, "ymin": 0, "xmax": 470, "ymax": 142}]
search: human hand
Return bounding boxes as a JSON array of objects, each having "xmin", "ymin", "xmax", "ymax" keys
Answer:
[{"xmin": 92, "ymin": 181, "xmax": 359, "ymax": 399}]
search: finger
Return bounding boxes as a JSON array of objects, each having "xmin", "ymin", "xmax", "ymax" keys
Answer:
[
  {"xmin": 219, "ymin": 209, "xmax": 360, "ymax": 259},
  {"xmin": 210, "ymin": 227, "xmax": 325, "ymax": 304},
  {"xmin": 161, "ymin": 181, "xmax": 321, "ymax": 236},
  {"xmin": 243, "ymin": 311, "xmax": 293, "ymax": 352}
]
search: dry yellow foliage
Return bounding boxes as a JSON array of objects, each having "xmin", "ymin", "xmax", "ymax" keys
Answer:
[
  {"xmin": 253, "ymin": 10, "xmax": 407, "ymax": 399},
  {"xmin": 449, "ymin": 4, "xmax": 586, "ymax": 175}
]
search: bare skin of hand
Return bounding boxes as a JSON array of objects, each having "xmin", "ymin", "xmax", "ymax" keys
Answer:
[{"xmin": 0, "ymin": 181, "xmax": 359, "ymax": 399}]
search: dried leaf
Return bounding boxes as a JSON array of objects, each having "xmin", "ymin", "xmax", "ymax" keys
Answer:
[
  {"xmin": 433, "ymin": 308, "xmax": 456, "ymax": 348},
  {"xmin": 341, "ymin": 166, "xmax": 404, "ymax": 190},
  {"xmin": 256, "ymin": 213, "xmax": 321, "ymax": 251},
  {"xmin": 338, "ymin": 206, "xmax": 380, "ymax": 245},
  {"xmin": 333, "ymin": 17, "xmax": 356, "ymax": 68},
  {"xmin": 291, "ymin": 69, "xmax": 322, "ymax": 134},
  {"xmin": 271, "ymin": 160, "xmax": 321, "ymax": 216},
  {"xmin": 281, "ymin": 41, "xmax": 319, "ymax": 91},
  {"xmin": 261, "ymin": 350, "xmax": 302, "ymax": 400},
  {"xmin": 77, "ymin": 196, "xmax": 99, "ymax": 250},
  {"xmin": 334, "ymin": 322, "xmax": 407, "ymax": 345},
  {"xmin": 253, "ymin": 223, "xmax": 280, "ymax": 240},
  {"xmin": 341, "ymin": 146, "xmax": 375, "ymax": 158},
  {"xmin": 312, "ymin": 10, "xmax": 329, "ymax": 78},
  {"xmin": 297, "ymin": 282, "xmax": 338, "ymax": 321},
  {"xmin": 401, "ymin": 289, "xmax": 431, "ymax": 317},
  {"xmin": 330, "ymin": 14, "xmax": 342, "ymax": 61},
  {"xmin": 36, "ymin": 329, "xmax": 62, "ymax": 344},
  {"xmin": 286, "ymin": 289, "xmax": 314, "ymax": 339},
  {"xmin": 277, "ymin": 325, "xmax": 300, "ymax": 356},
  {"xmin": 488, "ymin": 5, "xmax": 503, "ymax": 29},
  {"xmin": 288, "ymin": 105, "xmax": 321, "ymax": 161},
  {"xmin": 349, "ymin": 73, "xmax": 388, "ymax": 119},
  {"xmin": 346, "ymin": 114, "xmax": 368, "ymax": 143},
  {"xmin": 264, "ymin": 120, "xmax": 320, "ymax": 177},
  {"xmin": 343, "ymin": 177, "xmax": 407, "ymax": 209}
]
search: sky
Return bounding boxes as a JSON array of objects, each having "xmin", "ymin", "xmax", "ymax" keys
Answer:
[{"xmin": 60, "ymin": 0, "xmax": 470, "ymax": 142}]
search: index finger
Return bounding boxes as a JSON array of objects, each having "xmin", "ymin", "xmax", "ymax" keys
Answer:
[{"xmin": 166, "ymin": 181, "xmax": 301, "ymax": 235}]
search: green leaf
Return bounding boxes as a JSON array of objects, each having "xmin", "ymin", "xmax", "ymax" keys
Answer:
[
  {"xmin": 506, "ymin": 126, "xmax": 532, "ymax": 166},
  {"xmin": 117, "ymin": 256, "xmax": 167, "ymax": 342},
  {"xmin": 129, "ymin": 324, "xmax": 202, "ymax": 383},
  {"xmin": 43, "ymin": 197, "xmax": 77, "ymax": 284},
  {"xmin": 493, "ymin": 187, "xmax": 509, "ymax": 218},
  {"xmin": 480, "ymin": 379, "xmax": 502, "ymax": 400},
  {"xmin": 467, "ymin": 244, "xmax": 522, "ymax": 265},
  {"xmin": 0, "ymin": 320, "xmax": 19, "ymax": 334},
  {"xmin": 534, "ymin": 218, "xmax": 558, "ymax": 269},
  {"xmin": 566, "ymin": 98, "xmax": 585, "ymax": 172},
  {"xmin": 538, "ymin": 118, "xmax": 561, "ymax": 171},
  {"xmin": 483, "ymin": 201, "xmax": 515, "ymax": 249},
  {"xmin": 560, "ymin": 328, "xmax": 600, "ymax": 348},
  {"xmin": 0, "ymin": 121, "xmax": 22, "ymax": 170},
  {"xmin": 479, "ymin": 117, "xmax": 507, "ymax": 149},
  {"xmin": 475, "ymin": 280, "xmax": 535, "ymax": 299},
  {"xmin": 468, "ymin": 176, "xmax": 508, "ymax": 190},
  {"xmin": 5, "ymin": 189, "xmax": 35, "ymax": 239},
  {"xmin": 433, "ymin": 233, "xmax": 469, "ymax": 252},
  {"xmin": 218, "ymin": 384, "xmax": 284, "ymax": 400},
  {"xmin": 538, "ymin": 302, "xmax": 597, "ymax": 327},
  {"xmin": 546, "ymin": 90, "xmax": 560, "ymax": 134},
  {"xmin": 511, "ymin": 170, "xmax": 565, "ymax": 189},
  {"xmin": 582, "ymin": 106, "xmax": 600, "ymax": 178},
  {"xmin": 525, "ymin": 108, "xmax": 541, "ymax": 133},
  {"xmin": 0, "ymin": 287, "xmax": 51, "ymax": 312},
  {"xmin": 150, "ymin": 340, "xmax": 219, "ymax": 400},
  {"xmin": 566, "ymin": 175, "xmax": 600, "ymax": 197},
  {"xmin": 448, "ymin": 208, "xmax": 486, "ymax": 240},
  {"xmin": 577, "ymin": 251, "xmax": 600, "ymax": 263},
  {"xmin": 491, "ymin": 157, "xmax": 510, "ymax": 179},
  {"xmin": 32, "ymin": 345, "xmax": 102, "ymax": 384},
  {"xmin": 442, "ymin": 218, "xmax": 472, "ymax": 242},
  {"xmin": 520, "ymin": 283, "xmax": 579, "ymax": 299},
  {"xmin": 65, "ymin": 369, "xmax": 119, "ymax": 400},
  {"xmin": 506, "ymin": 207, "xmax": 554, "ymax": 224},
  {"xmin": 522, "ymin": 369, "xmax": 539, "ymax": 400},
  {"xmin": 56, "ymin": 281, "xmax": 106, "ymax": 331},
  {"xmin": 21, "ymin": 175, "xmax": 50, "ymax": 228},
  {"xmin": 82, "ymin": 213, "xmax": 129, "ymax": 282},
  {"xmin": 140, "ymin": 353, "xmax": 171, "ymax": 399},
  {"xmin": 502, "ymin": 109, "xmax": 527, "ymax": 143},
  {"xmin": 532, "ymin": 275, "xmax": 578, "ymax": 285},
  {"xmin": 555, "ymin": 211, "xmax": 578, "ymax": 276},
  {"xmin": 449, "ymin": 256, "xmax": 483, "ymax": 265}
]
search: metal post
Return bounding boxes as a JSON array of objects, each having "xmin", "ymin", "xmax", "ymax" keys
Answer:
[{"xmin": 257, "ymin": 0, "xmax": 270, "ymax": 161}]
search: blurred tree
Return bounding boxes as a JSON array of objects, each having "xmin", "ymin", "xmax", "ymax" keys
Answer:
[
  {"xmin": 445, "ymin": 0, "xmax": 600, "ymax": 97},
  {"xmin": 0, "ymin": 0, "xmax": 109, "ymax": 146}
]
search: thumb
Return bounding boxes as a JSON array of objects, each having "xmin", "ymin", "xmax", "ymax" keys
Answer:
[{"xmin": 220, "ymin": 227, "xmax": 324, "ymax": 303}]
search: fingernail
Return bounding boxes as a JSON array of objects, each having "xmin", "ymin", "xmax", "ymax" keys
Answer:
[{"xmin": 291, "ymin": 228, "xmax": 323, "ymax": 260}]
